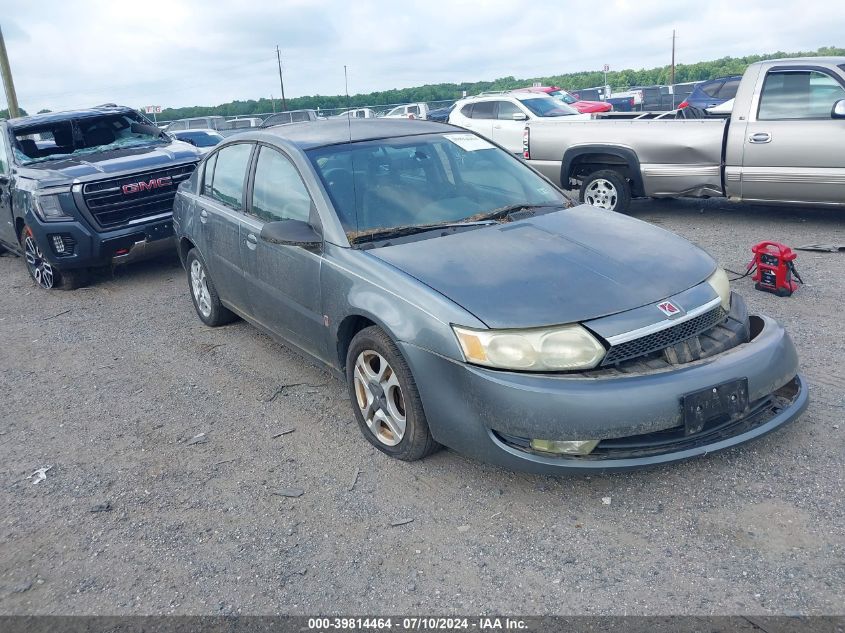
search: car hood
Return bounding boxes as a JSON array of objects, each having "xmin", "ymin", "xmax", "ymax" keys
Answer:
[
  {"xmin": 368, "ymin": 205, "xmax": 716, "ymax": 329},
  {"xmin": 15, "ymin": 141, "xmax": 201, "ymax": 188},
  {"xmin": 573, "ymin": 100, "xmax": 612, "ymax": 113}
]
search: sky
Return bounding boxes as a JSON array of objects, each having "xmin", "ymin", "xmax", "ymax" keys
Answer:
[{"xmin": 1, "ymin": 0, "xmax": 843, "ymax": 113}]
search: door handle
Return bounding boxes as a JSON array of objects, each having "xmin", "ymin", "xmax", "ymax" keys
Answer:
[
  {"xmin": 199, "ymin": 209, "xmax": 208, "ymax": 224},
  {"xmin": 246, "ymin": 232, "xmax": 258, "ymax": 250},
  {"xmin": 748, "ymin": 132, "xmax": 772, "ymax": 144},
  {"xmin": 493, "ymin": 124, "xmax": 502, "ymax": 129}
]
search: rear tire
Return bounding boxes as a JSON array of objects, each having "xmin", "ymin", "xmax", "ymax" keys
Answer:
[
  {"xmin": 346, "ymin": 326, "xmax": 440, "ymax": 461},
  {"xmin": 19, "ymin": 224, "xmax": 88, "ymax": 290},
  {"xmin": 580, "ymin": 169, "xmax": 631, "ymax": 213},
  {"xmin": 185, "ymin": 248, "xmax": 237, "ymax": 327}
]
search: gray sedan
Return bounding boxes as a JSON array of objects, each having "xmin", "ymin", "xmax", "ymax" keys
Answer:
[{"xmin": 172, "ymin": 120, "xmax": 807, "ymax": 472}]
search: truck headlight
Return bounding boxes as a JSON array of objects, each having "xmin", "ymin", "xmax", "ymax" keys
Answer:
[
  {"xmin": 453, "ymin": 323, "xmax": 606, "ymax": 371},
  {"xmin": 706, "ymin": 267, "xmax": 731, "ymax": 311},
  {"xmin": 33, "ymin": 195, "xmax": 73, "ymax": 222}
]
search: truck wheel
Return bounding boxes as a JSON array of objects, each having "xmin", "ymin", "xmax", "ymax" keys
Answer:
[
  {"xmin": 186, "ymin": 248, "xmax": 237, "ymax": 326},
  {"xmin": 346, "ymin": 326, "xmax": 440, "ymax": 461},
  {"xmin": 580, "ymin": 170, "xmax": 631, "ymax": 213},
  {"xmin": 19, "ymin": 224, "xmax": 88, "ymax": 290}
]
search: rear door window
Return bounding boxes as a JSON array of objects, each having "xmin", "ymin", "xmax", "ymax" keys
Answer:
[
  {"xmin": 701, "ymin": 80, "xmax": 725, "ymax": 98},
  {"xmin": 209, "ymin": 143, "xmax": 253, "ymax": 210},
  {"xmin": 717, "ymin": 78, "xmax": 741, "ymax": 100},
  {"xmin": 470, "ymin": 101, "xmax": 497, "ymax": 119}
]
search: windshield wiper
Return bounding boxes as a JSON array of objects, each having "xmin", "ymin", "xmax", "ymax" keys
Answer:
[
  {"xmin": 461, "ymin": 203, "xmax": 560, "ymax": 223},
  {"xmin": 349, "ymin": 219, "xmax": 498, "ymax": 244}
]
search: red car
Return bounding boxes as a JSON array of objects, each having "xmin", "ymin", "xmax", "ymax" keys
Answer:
[{"xmin": 515, "ymin": 86, "xmax": 612, "ymax": 113}]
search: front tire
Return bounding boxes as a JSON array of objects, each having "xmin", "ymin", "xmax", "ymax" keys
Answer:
[
  {"xmin": 185, "ymin": 248, "xmax": 237, "ymax": 327},
  {"xmin": 19, "ymin": 224, "xmax": 88, "ymax": 290},
  {"xmin": 580, "ymin": 169, "xmax": 631, "ymax": 213},
  {"xmin": 346, "ymin": 326, "xmax": 439, "ymax": 461}
]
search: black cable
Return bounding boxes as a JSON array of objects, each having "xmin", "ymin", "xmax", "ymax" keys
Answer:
[{"xmin": 726, "ymin": 265, "xmax": 756, "ymax": 282}]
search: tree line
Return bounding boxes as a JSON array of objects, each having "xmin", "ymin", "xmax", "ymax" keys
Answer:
[{"xmin": 155, "ymin": 46, "xmax": 843, "ymax": 120}]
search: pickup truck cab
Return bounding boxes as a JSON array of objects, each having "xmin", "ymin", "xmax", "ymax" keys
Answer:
[
  {"xmin": 524, "ymin": 57, "xmax": 845, "ymax": 212},
  {"xmin": 0, "ymin": 105, "xmax": 202, "ymax": 289}
]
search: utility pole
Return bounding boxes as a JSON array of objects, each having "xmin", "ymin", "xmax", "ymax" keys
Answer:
[
  {"xmin": 276, "ymin": 46, "xmax": 287, "ymax": 112},
  {"xmin": 671, "ymin": 29, "xmax": 676, "ymax": 86},
  {"xmin": 0, "ymin": 25, "xmax": 21, "ymax": 118}
]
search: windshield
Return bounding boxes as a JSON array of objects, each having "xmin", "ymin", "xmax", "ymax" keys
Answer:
[
  {"xmin": 308, "ymin": 132, "xmax": 567, "ymax": 239},
  {"xmin": 519, "ymin": 97, "xmax": 580, "ymax": 117},
  {"xmin": 176, "ymin": 131, "xmax": 222, "ymax": 147},
  {"xmin": 548, "ymin": 90, "xmax": 577, "ymax": 104},
  {"xmin": 12, "ymin": 111, "xmax": 166, "ymax": 165}
]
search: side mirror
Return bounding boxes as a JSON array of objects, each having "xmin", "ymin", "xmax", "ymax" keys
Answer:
[
  {"xmin": 511, "ymin": 112, "xmax": 528, "ymax": 121},
  {"xmin": 832, "ymin": 99, "xmax": 845, "ymax": 119},
  {"xmin": 260, "ymin": 219, "xmax": 321, "ymax": 248}
]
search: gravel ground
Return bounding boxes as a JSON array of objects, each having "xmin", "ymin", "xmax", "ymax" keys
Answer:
[{"xmin": 0, "ymin": 198, "xmax": 843, "ymax": 616}]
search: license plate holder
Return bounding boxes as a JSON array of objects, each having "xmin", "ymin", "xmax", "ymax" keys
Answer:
[
  {"xmin": 682, "ymin": 378, "xmax": 749, "ymax": 435},
  {"xmin": 145, "ymin": 220, "xmax": 173, "ymax": 241}
]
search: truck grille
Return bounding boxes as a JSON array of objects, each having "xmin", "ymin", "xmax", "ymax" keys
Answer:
[
  {"xmin": 81, "ymin": 163, "xmax": 196, "ymax": 228},
  {"xmin": 601, "ymin": 306, "xmax": 727, "ymax": 366}
]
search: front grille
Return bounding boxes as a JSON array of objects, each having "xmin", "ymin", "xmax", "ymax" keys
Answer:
[
  {"xmin": 601, "ymin": 305, "xmax": 726, "ymax": 366},
  {"xmin": 82, "ymin": 163, "xmax": 196, "ymax": 228}
]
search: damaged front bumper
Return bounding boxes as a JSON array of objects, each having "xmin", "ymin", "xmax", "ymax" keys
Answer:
[{"xmin": 401, "ymin": 313, "xmax": 806, "ymax": 472}]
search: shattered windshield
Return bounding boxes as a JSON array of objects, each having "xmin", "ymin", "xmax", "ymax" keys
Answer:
[
  {"xmin": 12, "ymin": 111, "xmax": 167, "ymax": 166},
  {"xmin": 308, "ymin": 132, "xmax": 567, "ymax": 242}
]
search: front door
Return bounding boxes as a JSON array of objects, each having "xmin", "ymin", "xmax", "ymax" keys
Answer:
[
  {"xmin": 740, "ymin": 66, "xmax": 845, "ymax": 204},
  {"xmin": 197, "ymin": 142, "xmax": 255, "ymax": 314},
  {"xmin": 240, "ymin": 145, "xmax": 326, "ymax": 361},
  {"xmin": 491, "ymin": 100, "xmax": 528, "ymax": 154},
  {"xmin": 0, "ymin": 126, "xmax": 16, "ymax": 247}
]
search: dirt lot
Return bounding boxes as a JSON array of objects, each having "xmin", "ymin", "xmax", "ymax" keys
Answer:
[{"xmin": 0, "ymin": 198, "xmax": 843, "ymax": 616}]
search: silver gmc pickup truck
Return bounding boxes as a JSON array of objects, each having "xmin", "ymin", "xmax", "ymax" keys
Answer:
[{"xmin": 524, "ymin": 57, "xmax": 845, "ymax": 212}]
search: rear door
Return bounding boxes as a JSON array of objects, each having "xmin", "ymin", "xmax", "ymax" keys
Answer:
[
  {"xmin": 240, "ymin": 145, "xmax": 327, "ymax": 361},
  {"xmin": 740, "ymin": 66, "xmax": 845, "ymax": 204},
  {"xmin": 460, "ymin": 101, "xmax": 495, "ymax": 140},
  {"xmin": 491, "ymin": 100, "xmax": 528, "ymax": 154},
  {"xmin": 196, "ymin": 142, "xmax": 255, "ymax": 314},
  {"xmin": 0, "ymin": 125, "xmax": 16, "ymax": 248}
]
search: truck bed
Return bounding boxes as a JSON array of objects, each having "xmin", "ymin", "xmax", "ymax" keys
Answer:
[{"xmin": 527, "ymin": 117, "xmax": 728, "ymax": 198}]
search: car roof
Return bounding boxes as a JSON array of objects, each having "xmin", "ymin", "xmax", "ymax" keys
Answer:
[
  {"xmin": 7, "ymin": 104, "xmax": 136, "ymax": 129},
  {"xmin": 230, "ymin": 119, "xmax": 458, "ymax": 150},
  {"xmin": 457, "ymin": 93, "xmax": 556, "ymax": 105},
  {"xmin": 754, "ymin": 56, "xmax": 845, "ymax": 66}
]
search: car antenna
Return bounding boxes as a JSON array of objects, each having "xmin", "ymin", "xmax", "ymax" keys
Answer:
[{"xmin": 345, "ymin": 64, "xmax": 359, "ymax": 235}]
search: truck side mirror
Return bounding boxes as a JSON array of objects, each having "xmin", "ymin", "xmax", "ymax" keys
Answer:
[
  {"xmin": 512, "ymin": 112, "xmax": 528, "ymax": 121},
  {"xmin": 832, "ymin": 99, "xmax": 845, "ymax": 119}
]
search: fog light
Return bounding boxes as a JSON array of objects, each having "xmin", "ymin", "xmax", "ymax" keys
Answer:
[
  {"xmin": 51, "ymin": 235, "xmax": 65, "ymax": 254},
  {"xmin": 530, "ymin": 439, "xmax": 599, "ymax": 455}
]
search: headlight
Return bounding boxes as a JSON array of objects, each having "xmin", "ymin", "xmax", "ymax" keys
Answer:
[
  {"xmin": 453, "ymin": 323, "xmax": 606, "ymax": 371},
  {"xmin": 706, "ymin": 267, "xmax": 731, "ymax": 311},
  {"xmin": 33, "ymin": 195, "xmax": 72, "ymax": 222}
]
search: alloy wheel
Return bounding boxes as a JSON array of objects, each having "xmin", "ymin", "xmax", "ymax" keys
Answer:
[
  {"xmin": 353, "ymin": 350, "xmax": 407, "ymax": 446},
  {"xmin": 585, "ymin": 178, "xmax": 618, "ymax": 210},
  {"xmin": 24, "ymin": 231, "xmax": 55, "ymax": 289},
  {"xmin": 190, "ymin": 259, "xmax": 213, "ymax": 318}
]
